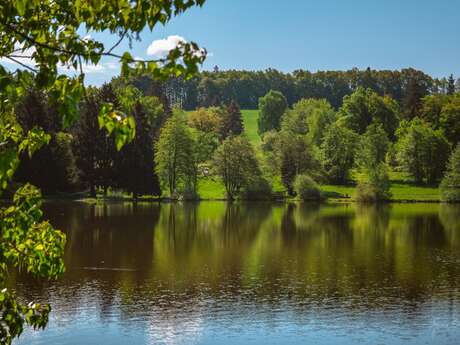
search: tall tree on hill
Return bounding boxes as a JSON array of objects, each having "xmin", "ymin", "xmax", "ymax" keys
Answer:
[
  {"xmin": 402, "ymin": 68, "xmax": 432, "ymax": 119},
  {"xmin": 447, "ymin": 74, "xmax": 456, "ymax": 95},
  {"xmin": 72, "ymin": 84, "xmax": 119, "ymax": 197},
  {"xmin": 198, "ymin": 76, "xmax": 222, "ymax": 107},
  {"xmin": 419, "ymin": 94, "xmax": 449, "ymax": 128},
  {"xmin": 359, "ymin": 67, "xmax": 379, "ymax": 91},
  {"xmin": 281, "ymin": 98, "xmax": 336, "ymax": 146},
  {"xmin": 439, "ymin": 94, "xmax": 460, "ymax": 146},
  {"xmin": 221, "ymin": 100, "xmax": 244, "ymax": 139},
  {"xmin": 114, "ymin": 98, "xmax": 163, "ymax": 199},
  {"xmin": 338, "ymin": 87, "xmax": 400, "ymax": 140},
  {"xmin": 258, "ymin": 90, "xmax": 288, "ymax": 135}
]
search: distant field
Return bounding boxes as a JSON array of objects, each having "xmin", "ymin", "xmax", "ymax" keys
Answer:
[
  {"xmin": 197, "ymin": 178, "xmax": 227, "ymax": 200},
  {"xmin": 241, "ymin": 109, "xmax": 261, "ymax": 147}
]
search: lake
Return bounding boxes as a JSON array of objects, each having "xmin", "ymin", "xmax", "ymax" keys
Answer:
[{"xmin": 14, "ymin": 202, "xmax": 460, "ymax": 345}]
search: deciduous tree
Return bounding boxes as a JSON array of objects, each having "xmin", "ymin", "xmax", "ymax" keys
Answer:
[
  {"xmin": 258, "ymin": 90, "xmax": 288, "ymax": 135},
  {"xmin": 213, "ymin": 135, "xmax": 259, "ymax": 199},
  {"xmin": 187, "ymin": 107, "xmax": 222, "ymax": 134},
  {"xmin": 277, "ymin": 131, "xmax": 320, "ymax": 195},
  {"xmin": 155, "ymin": 111, "xmax": 197, "ymax": 195},
  {"xmin": 355, "ymin": 123, "xmax": 391, "ymax": 201},
  {"xmin": 339, "ymin": 87, "xmax": 400, "ymax": 140},
  {"xmin": 439, "ymin": 95, "xmax": 460, "ymax": 146},
  {"xmin": 396, "ymin": 119, "xmax": 450, "ymax": 184},
  {"xmin": 440, "ymin": 145, "xmax": 460, "ymax": 201},
  {"xmin": 320, "ymin": 123, "xmax": 358, "ymax": 184},
  {"xmin": 281, "ymin": 98, "xmax": 336, "ymax": 146}
]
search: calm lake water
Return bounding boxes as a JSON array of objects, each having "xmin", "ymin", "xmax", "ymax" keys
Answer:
[{"xmin": 13, "ymin": 202, "xmax": 460, "ymax": 345}]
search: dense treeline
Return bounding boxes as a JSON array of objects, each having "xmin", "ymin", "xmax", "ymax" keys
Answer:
[
  {"xmin": 10, "ymin": 75, "xmax": 253, "ymax": 199},
  {"xmin": 12, "ymin": 81, "xmax": 168, "ymax": 198},
  {"xmin": 9, "ymin": 68, "xmax": 460, "ymax": 201},
  {"xmin": 155, "ymin": 68, "xmax": 460, "ymax": 112}
]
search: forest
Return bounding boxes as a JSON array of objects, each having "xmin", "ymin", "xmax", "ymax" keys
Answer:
[{"xmin": 9, "ymin": 67, "xmax": 460, "ymax": 202}]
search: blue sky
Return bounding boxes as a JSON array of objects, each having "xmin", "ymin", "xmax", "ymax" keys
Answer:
[{"xmin": 4, "ymin": 0, "xmax": 459, "ymax": 85}]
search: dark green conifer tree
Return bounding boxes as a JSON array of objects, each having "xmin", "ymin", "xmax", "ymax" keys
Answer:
[
  {"xmin": 447, "ymin": 74, "xmax": 456, "ymax": 95},
  {"xmin": 221, "ymin": 100, "xmax": 244, "ymax": 139}
]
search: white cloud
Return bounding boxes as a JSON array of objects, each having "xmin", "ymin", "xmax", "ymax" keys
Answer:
[
  {"xmin": 56, "ymin": 60, "xmax": 119, "ymax": 75},
  {"xmin": 0, "ymin": 43, "xmax": 36, "ymax": 67},
  {"xmin": 81, "ymin": 64, "xmax": 105, "ymax": 73},
  {"xmin": 147, "ymin": 35, "xmax": 186, "ymax": 58}
]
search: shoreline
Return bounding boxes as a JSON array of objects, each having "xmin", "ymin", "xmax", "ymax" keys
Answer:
[{"xmin": 31, "ymin": 196, "xmax": 452, "ymax": 204}]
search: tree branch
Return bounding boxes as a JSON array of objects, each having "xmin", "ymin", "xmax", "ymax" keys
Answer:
[
  {"xmin": 4, "ymin": 56, "xmax": 37, "ymax": 73},
  {"xmin": 4, "ymin": 23, "xmax": 164, "ymax": 65},
  {"xmin": 106, "ymin": 30, "xmax": 127, "ymax": 55}
]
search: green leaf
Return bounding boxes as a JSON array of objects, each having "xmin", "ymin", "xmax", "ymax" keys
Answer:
[{"xmin": 15, "ymin": 0, "xmax": 27, "ymax": 15}]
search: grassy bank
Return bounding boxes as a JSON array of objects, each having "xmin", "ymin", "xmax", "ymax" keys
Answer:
[{"xmin": 196, "ymin": 177, "xmax": 440, "ymax": 202}]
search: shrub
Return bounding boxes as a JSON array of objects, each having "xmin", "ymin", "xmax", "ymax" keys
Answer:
[
  {"xmin": 179, "ymin": 187, "xmax": 201, "ymax": 201},
  {"xmin": 355, "ymin": 163, "xmax": 391, "ymax": 202},
  {"xmin": 241, "ymin": 177, "xmax": 272, "ymax": 200},
  {"xmin": 356, "ymin": 183, "xmax": 382, "ymax": 202},
  {"xmin": 294, "ymin": 174, "xmax": 322, "ymax": 201}
]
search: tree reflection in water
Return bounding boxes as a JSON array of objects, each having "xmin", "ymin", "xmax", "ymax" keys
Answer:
[{"xmin": 13, "ymin": 202, "xmax": 460, "ymax": 345}]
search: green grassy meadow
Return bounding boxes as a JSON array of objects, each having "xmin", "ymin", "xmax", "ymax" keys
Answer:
[
  {"xmin": 241, "ymin": 109, "xmax": 262, "ymax": 148},
  {"xmin": 194, "ymin": 109, "xmax": 441, "ymax": 202}
]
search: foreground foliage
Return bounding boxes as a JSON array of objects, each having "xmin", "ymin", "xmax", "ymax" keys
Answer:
[{"xmin": 0, "ymin": 0, "xmax": 207, "ymax": 343}]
